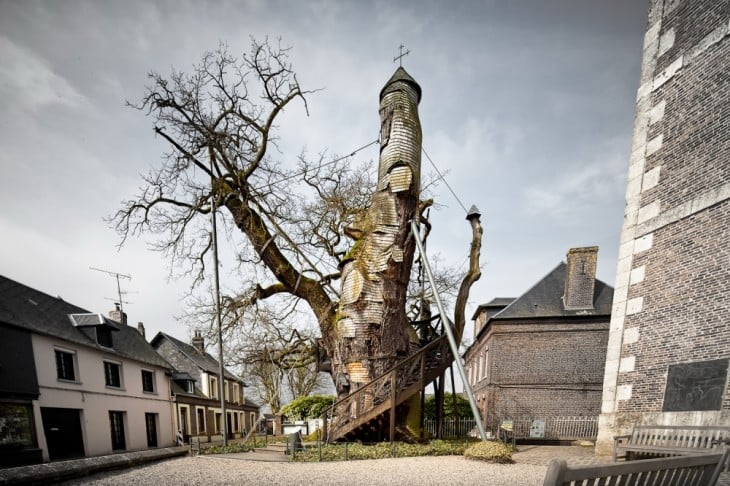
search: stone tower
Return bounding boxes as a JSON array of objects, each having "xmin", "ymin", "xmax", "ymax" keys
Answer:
[{"xmin": 596, "ymin": 0, "xmax": 730, "ymax": 454}]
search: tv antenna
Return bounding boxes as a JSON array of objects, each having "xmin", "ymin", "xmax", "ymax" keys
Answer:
[
  {"xmin": 90, "ymin": 267, "xmax": 132, "ymax": 314},
  {"xmin": 104, "ymin": 292, "xmax": 137, "ymax": 307}
]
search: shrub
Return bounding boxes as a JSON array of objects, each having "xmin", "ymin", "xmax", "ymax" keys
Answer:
[
  {"xmin": 463, "ymin": 441, "xmax": 513, "ymax": 463},
  {"xmin": 292, "ymin": 439, "xmax": 478, "ymax": 462},
  {"xmin": 304, "ymin": 429, "xmax": 323, "ymax": 442},
  {"xmin": 423, "ymin": 393, "xmax": 472, "ymax": 420},
  {"xmin": 280, "ymin": 395, "xmax": 335, "ymax": 421},
  {"xmin": 200, "ymin": 441, "xmax": 252, "ymax": 455}
]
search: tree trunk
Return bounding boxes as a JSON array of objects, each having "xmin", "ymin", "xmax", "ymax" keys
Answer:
[{"xmin": 329, "ymin": 67, "xmax": 423, "ymax": 400}]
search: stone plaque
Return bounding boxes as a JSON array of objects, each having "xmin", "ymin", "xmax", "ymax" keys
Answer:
[{"xmin": 662, "ymin": 358, "xmax": 728, "ymax": 412}]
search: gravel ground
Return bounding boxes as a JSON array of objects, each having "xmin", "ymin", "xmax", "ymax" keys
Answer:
[{"xmin": 61, "ymin": 455, "xmax": 548, "ymax": 486}]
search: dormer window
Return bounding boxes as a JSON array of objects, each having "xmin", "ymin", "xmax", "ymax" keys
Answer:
[
  {"xmin": 97, "ymin": 327, "xmax": 113, "ymax": 348},
  {"xmin": 68, "ymin": 313, "xmax": 119, "ymax": 348},
  {"xmin": 171, "ymin": 372, "xmax": 196, "ymax": 395}
]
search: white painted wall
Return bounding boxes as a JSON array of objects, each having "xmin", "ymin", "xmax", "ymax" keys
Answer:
[{"xmin": 32, "ymin": 333, "xmax": 175, "ymax": 460}]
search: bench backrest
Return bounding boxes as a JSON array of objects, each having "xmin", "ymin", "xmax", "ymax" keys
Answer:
[
  {"xmin": 629, "ymin": 426, "xmax": 730, "ymax": 449},
  {"xmin": 543, "ymin": 449, "xmax": 728, "ymax": 486}
]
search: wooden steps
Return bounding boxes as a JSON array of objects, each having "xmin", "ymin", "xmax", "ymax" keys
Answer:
[{"xmin": 322, "ymin": 335, "xmax": 453, "ymax": 442}]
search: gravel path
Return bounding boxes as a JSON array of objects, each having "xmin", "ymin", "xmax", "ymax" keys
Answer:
[{"xmin": 61, "ymin": 455, "xmax": 547, "ymax": 486}]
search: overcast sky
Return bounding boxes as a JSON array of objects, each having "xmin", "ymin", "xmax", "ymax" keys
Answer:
[{"xmin": 0, "ymin": 0, "xmax": 648, "ymax": 349}]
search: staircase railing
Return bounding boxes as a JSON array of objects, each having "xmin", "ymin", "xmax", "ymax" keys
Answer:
[{"xmin": 321, "ymin": 334, "xmax": 453, "ymax": 442}]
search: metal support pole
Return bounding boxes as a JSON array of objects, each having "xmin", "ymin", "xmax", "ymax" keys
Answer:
[
  {"xmin": 390, "ymin": 371, "xmax": 397, "ymax": 442},
  {"xmin": 210, "ymin": 157, "xmax": 228, "ymax": 446},
  {"xmin": 410, "ymin": 219, "xmax": 488, "ymax": 441}
]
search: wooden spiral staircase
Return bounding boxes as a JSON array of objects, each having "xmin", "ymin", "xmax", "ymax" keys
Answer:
[{"xmin": 321, "ymin": 331, "xmax": 454, "ymax": 443}]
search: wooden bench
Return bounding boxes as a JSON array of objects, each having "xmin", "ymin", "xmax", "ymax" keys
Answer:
[
  {"xmin": 543, "ymin": 448, "xmax": 729, "ymax": 486},
  {"xmin": 613, "ymin": 425, "xmax": 730, "ymax": 467}
]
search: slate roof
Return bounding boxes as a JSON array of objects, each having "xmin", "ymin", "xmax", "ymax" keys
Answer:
[
  {"xmin": 492, "ymin": 262, "xmax": 613, "ymax": 320},
  {"xmin": 471, "ymin": 297, "xmax": 516, "ymax": 320},
  {"xmin": 151, "ymin": 331, "xmax": 242, "ymax": 382},
  {"xmin": 0, "ymin": 274, "xmax": 171, "ymax": 369}
]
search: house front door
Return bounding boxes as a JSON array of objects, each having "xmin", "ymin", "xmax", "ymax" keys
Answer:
[
  {"xmin": 179, "ymin": 406, "xmax": 189, "ymax": 442},
  {"xmin": 41, "ymin": 407, "xmax": 84, "ymax": 460},
  {"xmin": 145, "ymin": 413, "xmax": 158, "ymax": 447},
  {"xmin": 109, "ymin": 411, "xmax": 126, "ymax": 450}
]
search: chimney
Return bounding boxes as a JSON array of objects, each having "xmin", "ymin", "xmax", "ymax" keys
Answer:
[
  {"xmin": 137, "ymin": 322, "xmax": 145, "ymax": 339},
  {"xmin": 563, "ymin": 246, "xmax": 599, "ymax": 310},
  {"xmin": 191, "ymin": 330, "xmax": 205, "ymax": 353},
  {"xmin": 109, "ymin": 303, "xmax": 128, "ymax": 326}
]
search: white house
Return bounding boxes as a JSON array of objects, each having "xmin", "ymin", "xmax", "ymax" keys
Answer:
[
  {"xmin": 0, "ymin": 275, "xmax": 176, "ymax": 463},
  {"xmin": 151, "ymin": 331, "xmax": 259, "ymax": 444}
]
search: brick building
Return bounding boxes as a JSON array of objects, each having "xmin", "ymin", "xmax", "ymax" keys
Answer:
[
  {"xmin": 596, "ymin": 0, "xmax": 730, "ymax": 455},
  {"xmin": 464, "ymin": 247, "xmax": 613, "ymax": 439}
]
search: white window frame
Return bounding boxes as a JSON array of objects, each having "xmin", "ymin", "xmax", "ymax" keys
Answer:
[
  {"xmin": 54, "ymin": 347, "xmax": 80, "ymax": 383},
  {"xmin": 482, "ymin": 347, "xmax": 489, "ymax": 382},
  {"xmin": 479, "ymin": 350, "xmax": 487, "ymax": 381},
  {"xmin": 141, "ymin": 369, "xmax": 156, "ymax": 394},
  {"xmin": 196, "ymin": 407, "xmax": 206, "ymax": 434},
  {"xmin": 103, "ymin": 360, "xmax": 124, "ymax": 389}
]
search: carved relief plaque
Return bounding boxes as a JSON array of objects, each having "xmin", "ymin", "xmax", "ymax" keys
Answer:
[{"xmin": 662, "ymin": 358, "xmax": 728, "ymax": 412}]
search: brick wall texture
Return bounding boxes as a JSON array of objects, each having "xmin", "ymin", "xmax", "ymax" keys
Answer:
[
  {"xmin": 467, "ymin": 319, "xmax": 609, "ymax": 427},
  {"xmin": 624, "ymin": 201, "xmax": 730, "ymax": 412},
  {"xmin": 596, "ymin": 0, "xmax": 729, "ymax": 454},
  {"xmin": 564, "ymin": 248, "xmax": 598, "ymax": 309}
]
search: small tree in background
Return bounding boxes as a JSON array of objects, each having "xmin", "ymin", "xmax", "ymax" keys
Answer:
[
  {"xmin": 280, "ymin": 395, "xmax": 335, "ymax": 421},
  {"xmin": 424, "ymin": 393, "xmax": 472, "ymax": 420}
]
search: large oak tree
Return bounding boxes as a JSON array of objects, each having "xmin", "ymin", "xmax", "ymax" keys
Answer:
[{"xmin": 114, "ymin": 39, "xmax": 482, "ymax": 437}]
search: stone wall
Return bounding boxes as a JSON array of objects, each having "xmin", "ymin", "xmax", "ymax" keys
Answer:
[{"xmin": 596, "ymin": 0, "xmax": 730, "ymax": 455}]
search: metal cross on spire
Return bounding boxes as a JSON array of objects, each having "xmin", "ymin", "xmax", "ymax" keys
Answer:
[{"xmin": 393, "ymin": 44, "xmax": 410, "ymax": 66}]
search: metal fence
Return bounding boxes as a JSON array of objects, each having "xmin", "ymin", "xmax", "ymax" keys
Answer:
[
  {"xmin": 425, "ymin": 416, "xmax": 598, "ymax": 440},
  {"xmin": 424, "ymin": 418, "xmax": 477, "ymax": 438},
  {"xmin": 507, "ymin": 416, "xmax": 598, "ymax": 440}
]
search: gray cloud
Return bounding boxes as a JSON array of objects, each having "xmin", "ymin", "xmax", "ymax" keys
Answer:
[{"xmin": 0, "ymin": 0, "xmax": 648, "ymax": 340}]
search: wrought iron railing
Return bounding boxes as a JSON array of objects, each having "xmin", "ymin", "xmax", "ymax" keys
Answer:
[
  {"xmin": 503, "ymin": 416, "xmax": 598, "ymax": 440},
  {"xmin": 424, "ymin": 418, "xmax": 478, "ymax": 438},
  {"xmin": 322, "ymin": 335, "xmax": 453, "ymax": 442}
]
